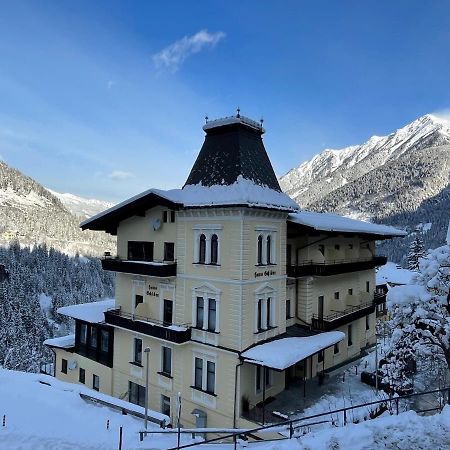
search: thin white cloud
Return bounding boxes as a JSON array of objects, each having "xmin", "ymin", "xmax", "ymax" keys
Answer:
[
  {"xmin": 107, "ymin": 80, "xmax": 115, "ymax": 89},
  {"xmin": 108, "ymin": 170, "xmax": 134, "ymax": 181},
  {"xmin": 431, "ymin": 108, "xmax": 450, "ymax": 123},
  {"xmin": 153, "ymin": 30, "xmax": 226, "ymax": 72}
]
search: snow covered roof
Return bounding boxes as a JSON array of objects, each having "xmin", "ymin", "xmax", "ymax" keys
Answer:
[
  {"xmin": 241, "ymin": 331, "xmax": 345, "ymax": 370},
  {"xmin": 203, "ymin": 115, "xmax": 265, "ymax": 133},
  {"xmin": 82, "ymin": 178, "xmax": 299, "ymax": 233},
  {"xmin": 57, "ymin": 299, "xmax": 114, "ymax": 323},
  {"xmin": 376, "ymin": 262, "xmax": 417, "ymax": 286},
  {"xmin": 43, "ymin": 334, "xmax": 75, "ymax": 349},
  {"xmin": 288, "ymin": 211, "xmax": 407, "ymax": 238}
]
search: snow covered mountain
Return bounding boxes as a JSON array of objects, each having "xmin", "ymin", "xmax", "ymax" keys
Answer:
[
  {"xmin": 280, "ymin": 114, "xmax": 450, "ymax": 207},
  {"xmin": 280, "ymin": 114, "xmax": 450, "ymax": 262},
  {"xmin": 0, "ymin": 161, "xmax": 115, "ymax": 256},
  {"xmin": 47, "ymin": 189, "xmax": 114, "ymax": 219}
]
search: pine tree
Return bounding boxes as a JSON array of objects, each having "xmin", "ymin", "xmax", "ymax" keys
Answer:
[{"xmin": 407, "ymin": 235, "xmax": 425, "ymax": 271}]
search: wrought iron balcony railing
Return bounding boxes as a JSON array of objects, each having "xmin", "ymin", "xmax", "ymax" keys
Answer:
[
  {"xmin": 287, "ymin": 256, "xmax": 387, "ymax": 277},
  {"xmin": 104, "ymin": 308, "xmax": 191, "ymax": 344},
  {"xmin": 101, "ymin": 257, "xmax": 177, "ymax": 277},
  {"xmin": 311, "ymin": 300, "xmax": 376, "ymax": 331}
]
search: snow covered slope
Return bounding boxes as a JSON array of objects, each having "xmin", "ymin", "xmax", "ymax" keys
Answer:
[
  {"xmin": 280, "ymin": 114, "xmax": 450, "ymax": 207},
  {"xmin": 0, "ymin": 161, "xmax": 115, "ymax": 256},
  {"xmin": 1, "ymin": 368, "xmax": 450, "ymax": 449},
  {"xmin": 0, "ymin": 369, "xmax": 176, "ymax": 449},
  {"xmin": 47, "ymin": 189, "xmax": 114, "ymax": 219}
]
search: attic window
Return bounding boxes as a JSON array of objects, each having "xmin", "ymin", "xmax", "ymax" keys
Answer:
[{"xmin": 163, "ymin": 210, "xmax": 176, "ymax": 223}]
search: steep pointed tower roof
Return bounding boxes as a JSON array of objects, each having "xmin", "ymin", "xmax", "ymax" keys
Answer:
[{"xmin": 184, "ymin": 114, "xmax": 282, "ymax": 192}]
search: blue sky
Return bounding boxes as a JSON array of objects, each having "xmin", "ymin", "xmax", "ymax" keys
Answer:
[{"xmin": 1, "ymin": 1, "xmax": 450, "ymax": 202}]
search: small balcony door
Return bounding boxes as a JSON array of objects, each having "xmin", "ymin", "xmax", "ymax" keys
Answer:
[
  {"xmin": 318, "ymin": 295, "xmax": 324, "ymax": 320},
  {"xmin": 163, "ymin": 300, "xmax": 173, "ymax": 326}
]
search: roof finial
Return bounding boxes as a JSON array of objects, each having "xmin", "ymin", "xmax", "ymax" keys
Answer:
[
  {"xmin": 205, "ymin": 115, "xmax": 209, "ymax": 124},
  {"xmin": 260, "ymin": 117, "xmax": 264, "ymax": 128},
  {"xmin": 236, "ymin": 106, "xmax": 240, "ymax": 118}
]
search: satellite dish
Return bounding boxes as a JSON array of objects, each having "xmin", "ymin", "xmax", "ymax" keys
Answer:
[
  {"xmin": 68, "ymin": 360, "xmax": 78, "ymax": 371},
  {"xmin": 152, "ymin": 218, "xmax": 162, "ymax": 231}
]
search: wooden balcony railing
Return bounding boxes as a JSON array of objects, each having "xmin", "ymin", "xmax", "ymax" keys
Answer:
[{"xmin": 287, "ymin": 256, "xmax": 387, "ymax": 277}]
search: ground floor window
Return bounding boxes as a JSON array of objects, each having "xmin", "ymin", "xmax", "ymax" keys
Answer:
[
  {"xmin": 93, "ymin": 374, "xmax": 100, "ymax": 391},
  {"xmin": 129, "ymin": 381, "xmax": 145, "ymax": 407},
  {"xmin": 61, "ymin": 358, "xmax": 67, "ymax": 374},
  {"xmin": 348, "ymin": 324, "xmax": 353, "ymax": 346},
  {"xmin": 286, "ymin": 299, "xmax": 291, "ymax": 319},
  {"xmin": 318, "ymin": 350, "xmax": 324, "ymax": 362},
  {"xmin": 79, "ymin": 368, "xmax": 85, "ymax": 384},
  {"xmin": 256, "ymin": 366, "xmax": 271, "ymax": 392},
  {"xmin": 161, "ymin": 395, "xmax": 171, "ymax": 417},
  {"xmin": 334, "ymin": 342, "xmax": 339, "ymax": 354},
  {"xmin": 366, "ymin": 315, "xmax": 370, "ymax": 330}
]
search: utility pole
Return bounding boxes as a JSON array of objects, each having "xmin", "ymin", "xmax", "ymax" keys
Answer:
[
  {"xmin": 144, "ymin": 347, "xmax": 151, "ymax": 430},
  {"xmin": 177, "ymin": 392, "xmax": 182, "ymax": 450}
]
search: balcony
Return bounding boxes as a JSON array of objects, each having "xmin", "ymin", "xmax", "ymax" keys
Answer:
[
  {"xmin": 373, "ymin": 292, "xmax": 387, "ymax": 306},
  {"xmin": 101, "ymin": 257, "xmax": 177, "ymax": 277},
  {"xmin": 287, "ymin": 256, "xmax": 387, "ymax": 277},
  {"xmin": 311, "ymin": 300, "xmax": 375, "ymax": 331},
  {"xmin": 104, "ymin": 308, "xmax": 191, "ymax": 344}
]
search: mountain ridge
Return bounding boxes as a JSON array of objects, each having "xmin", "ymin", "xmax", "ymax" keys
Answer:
[
  {"xmin": 0, "ymin": 161, "xmax": 115, "ymax": 256},
  {"xmin": 279, "ymin": 114, "xmax": 450, "ymax": 263},
  {"xmin": 47, "ymin": 189, "xmax": 114, "ymax": 219},
  {"xmin": 280, "ymin": 114, "xmax": 450, "ymax": 207}
]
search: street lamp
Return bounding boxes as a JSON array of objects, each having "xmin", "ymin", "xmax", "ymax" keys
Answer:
[{"xmin": 144, "ymin": 347, "xmax": 151, "ymax": 430}]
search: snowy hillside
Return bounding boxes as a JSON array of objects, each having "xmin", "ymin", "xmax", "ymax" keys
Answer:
[
  {"xmin": 1, "ymin": 368, "xmax": 450, "ymax": 449},
  {"xmin": 280, "ymin": 114, "xmax": 450, "ymax": 207},
  {"xmin": 0, "ymin": 161, "xmax": 115, "ymax": 256},
  {"xmin": 280, "ymin": 115, "xmax": 450, "ymax": 262},
  {"xmin": 47, "ymin": 189, "xmax": 114, "ymax": 219}
]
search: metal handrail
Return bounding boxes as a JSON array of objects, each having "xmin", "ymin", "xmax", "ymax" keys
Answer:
[
  {"xmin": 102, "ymin": 255, "xmax": 176, "ymax": 264},
  {"xmin": 288, "ymin": 256, "xmax": 385, "ymax": 267},
  {"xmin": 164, "ymin": 386, "xmax": 450, "ymax": 449},
  {"xmin": 105, "ymin": 307, "xmax": 190, "ymax": 329},
  {"xmin": 312, "ymin": 300, "xmax": 375, "ymax": 322}
]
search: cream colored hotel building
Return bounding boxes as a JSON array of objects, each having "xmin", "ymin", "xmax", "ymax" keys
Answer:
[{"xmin": 45, "ymin": 114, "xmax": 404, "ymax": 429}]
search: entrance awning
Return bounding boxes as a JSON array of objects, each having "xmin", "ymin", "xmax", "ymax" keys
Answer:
[{"xmin": 241, "ymin": 331, "xmax": 345, "ymax": 370}]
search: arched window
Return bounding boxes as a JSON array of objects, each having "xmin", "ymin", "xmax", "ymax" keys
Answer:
[
  {"xmin": 257, "ymin": 235, "xmax": 263, "ymax": 265},
  {"xmin": 199, "ymin": 234, "xmax": 206, "ymax": 264},
  {"xmin": 266, "ymin": 235, "xmax": 272, "ymax": 264},
  {"xmin": 211, "ymin": 234, "xmax": 218, "ymax": 265}
]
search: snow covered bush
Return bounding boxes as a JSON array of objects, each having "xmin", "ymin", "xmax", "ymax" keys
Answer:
[{"xmin": 381, "ymin": 244, "xmax": 450, "ymax": 390}]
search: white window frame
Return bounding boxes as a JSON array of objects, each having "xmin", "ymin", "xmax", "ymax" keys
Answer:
[
  {"xmin": 192, "ymin": 283, "xmax": 221, "ymax": 333},
  {"xmin": 254, "ymin": 283, "xmax": 276, "ymax": 333},
  {"xmin": 192, "ymin": 351, "xmax": 217, "ymax": 395},
  {"xmin": 255, "ymin": 227, "xmax": 277, "ymax": 266},
  {"xmin": 255, "ymin": 366, "xmax": 272, "ymax": 393},
  {"xmin": 193, "ymin": 225, "xmax": 223, "ymax": 265}
]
